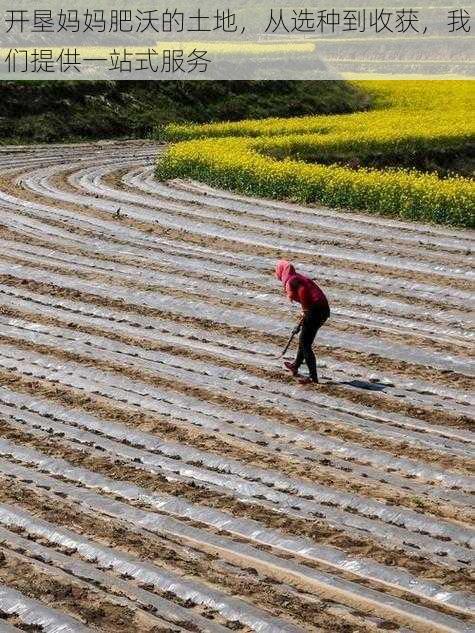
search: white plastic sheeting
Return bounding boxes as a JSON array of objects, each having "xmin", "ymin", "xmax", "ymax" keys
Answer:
[
  {"xmin": 6, "ymin": 160, "xmax": 474, "ymax": 287},
  {"xmin": 2, "ymin": 141, "xmax": 471, "ymax": 251},
  {"xmin": 143, "ymin": 171, "xmax": 474, "ymax": 251},
  {"xmin": 0, "ymin": 504, "xmax": 362, "ymax": 633},
  {"xmin": 2, "ymin": 257, "xmax": 473, "ymax": 377},
  {"xmin": 0, "ymin": 382, "xmax": 470, "ymax": 508},
  {"xmin": 1, "ymin": 315, "xmax": 474, "ymax": 505},
  {"xmin": 0, "ymin": 412, "xmax": 473, "ymax": 572},
  {"xmin": 0, "ymin": 345, "xmax": 473, "ymax": 556},
  {"xmin": 0, "ymin": 319, "xmax": 471, "ymax": 456},
  {"xmin": 1, "ymin": 350, "xmax": 475, "ymax": 558},
  {"xmin": 5, "ymin": 240, "xmax": 472, "ymax": 342},
  {"xmin": 0, "ymin": 457, "xmax": 472, "ymax": 633},
  {"xmin": 71, "ymin": 163, "xmax": 474, "ymax": 279},
  {"xmin": 3, "ymin": 169, "xmax": 473, "ymax": 310},
  {"xmin": 21, "ymin": 316, "xmax": 475, "ymax": 443},
  {"xmin": 0, "ymin": 526, "xmax": 235, "ymax": 633},
  {"xmin": 1, "ymin": 281, "xmax": 472, "ymax": 414},
  {"xmin": 1, "ymin": 141, "xmax": 473, "ymax": 633},
  {"xmin": 3, "ymin": 201, "xmax": 472, "ymax": 325},
  {"xmin": 2, "ymin": 404, "xmax": 475, "ymax": 611},
  {"xmin": 0, "ymin": 584, "xmax": 93, "ymax": 633},
  {"xmin": 3, "ymin": 238, "xmax": 471, "ymax": 347}
]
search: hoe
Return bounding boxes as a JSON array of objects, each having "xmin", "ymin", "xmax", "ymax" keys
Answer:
[{"xmin": 281, "ymin": 323, "xmax": 301, "ymax": 357}]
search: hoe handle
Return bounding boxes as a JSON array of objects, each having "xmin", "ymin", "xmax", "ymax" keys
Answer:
[{"xmin": 281, "ymin": 324, "xmax": 301, "ymax": 357}]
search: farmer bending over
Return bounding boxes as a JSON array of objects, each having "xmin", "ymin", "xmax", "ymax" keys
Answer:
[{"xmin": 275, "ymin": 260, "xmax": 330, "ymax": 385}]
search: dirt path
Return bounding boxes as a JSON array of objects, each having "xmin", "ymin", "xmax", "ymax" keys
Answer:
[{"xmin": 0, "ymin": 140, "xmax": 473, "ymax": 633}]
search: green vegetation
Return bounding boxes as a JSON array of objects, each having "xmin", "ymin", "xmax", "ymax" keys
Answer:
[
  {"xmin": 156, "ymin": 81, "xmax": 475, "ymax": 228},
  {"xmin": 0, "ymin": 80, "xmax": 368, "ymax": 144}
]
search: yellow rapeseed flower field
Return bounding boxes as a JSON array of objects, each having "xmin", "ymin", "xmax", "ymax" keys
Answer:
[{"xmin": 156, "ymin": 81, "xmax": 475, "ymax": 227}]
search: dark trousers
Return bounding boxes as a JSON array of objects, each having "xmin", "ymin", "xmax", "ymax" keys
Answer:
[{"xmin": 295, "ymin": 302, "xmax": 330, "ymax": 380}]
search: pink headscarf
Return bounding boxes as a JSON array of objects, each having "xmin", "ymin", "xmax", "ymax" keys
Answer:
[
  {"xmin": 275, "ymin": 260, "xmax": 295, "ymax": 284},
  {"xmin": 275, "ymin": 259, "xmax": 328, "ymax": 308}
]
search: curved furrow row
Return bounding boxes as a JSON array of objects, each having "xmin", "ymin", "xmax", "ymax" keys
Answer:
[
  {"xmin": 0, "ymin": 343, "xmax": 473, "ymax": 557},
  {"xmin": 2, "ymin": 183, "xmax": 472, "ymax": 310},
  {"xmin": 121, "ymin": 167, "xmax": 473, "ymax": 268},
  {"xmin": 1, "ymin": 406, "xmax": 474, "ymax": 575},
  {"xmin": 1, "ymin": 397, "xmax": 473, "ymax": 562},
  {"xmin": 158, "ymin": 174, "xmax": 475, "ymax": 249},
  {"xmin": 1, "ymin": 313, "xmax": 473, "ymax": 449},
  {"xmin": 0, "ymin": 385, "xmax": 469, "ymax": 509},
  {"xmin": 25, "ymin": 160, "xmax": 473, "ymax": 281},
  {"xmin": 1, "ymin": 237, "xmax": 471, "ymax": 348},
  {"xmin": 47, "ymin": 155, "xmax": 469, "ymax": 259},
  {"xmin": 4, "ymin": 237, "xmax": 471, "ymax": 337},
  {"xmin": 0, "ymin": 583, "xmax": 95, "ymax": 633},
  {"xmin": 0, "ymin": 451, "xmax": 473, "ymax": 633},
  {"xmin": 1, "ymin": 409, "xmax": 473, "ymax": 616},
  {"xmin": 0, "ymin": 438, "xmax": 472, "ymax": 632},
  {"xmin": 1, "ymin": 260, "xmax": 472, "ymax": 378},
  {"xmin": 0, "ymin": 281, "xmax": 472, "ymax": 414},
  {"xmin": 0, "ymin": 509, "xmax": 300, "ymax": 633},
  {"xmin": 0, "ymin": 337, "xmax": 471, "ymax": 472}
]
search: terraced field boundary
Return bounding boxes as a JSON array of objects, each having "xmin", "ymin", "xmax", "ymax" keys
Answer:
[{"xmin": 157, "ymin": 81, "xmax": 475, "ymax": 227}]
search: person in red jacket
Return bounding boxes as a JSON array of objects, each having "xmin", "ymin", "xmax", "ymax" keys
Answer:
[{"xmin": 275, "ymin": 259, "xmax": 330, "ymax": 384}]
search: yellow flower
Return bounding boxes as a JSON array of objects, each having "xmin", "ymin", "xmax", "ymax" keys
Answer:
[{"xmin": 156, "ymin": 81, "xmax": 475, "ymax": 228}]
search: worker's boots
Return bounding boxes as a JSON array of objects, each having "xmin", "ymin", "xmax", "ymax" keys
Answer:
[
  {"xmin": 284, "ymin": 361, "xmax": 298, "ymax": 376},
  {"xmin": 298, "ymin": 375, "xmax": 319, "ymax": 385}
]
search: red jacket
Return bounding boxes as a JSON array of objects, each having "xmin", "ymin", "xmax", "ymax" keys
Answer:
[{"xmin": 275, "ymin": 260, "xmax": 328, "ymax": 314}]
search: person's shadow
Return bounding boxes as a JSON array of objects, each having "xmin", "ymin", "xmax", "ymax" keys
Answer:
[{"xmin": 327, "ymin": 379, "xmax": 388, "ymax": 392}]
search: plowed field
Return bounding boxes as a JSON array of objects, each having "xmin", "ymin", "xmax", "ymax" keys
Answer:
[{"xmin": 0, "ymin": 140, "xmax": 472, "ymax": 633}]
